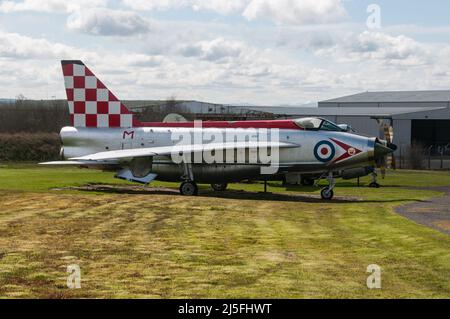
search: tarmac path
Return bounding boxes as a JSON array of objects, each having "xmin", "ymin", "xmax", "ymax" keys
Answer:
[{"xmin": 396, "ymin": 187, "xmax": 450, "ymax": 235}]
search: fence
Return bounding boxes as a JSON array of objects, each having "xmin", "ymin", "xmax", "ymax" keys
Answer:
[{"xmin": 397, "ymin": 144, "xmax": 450, "ymax": 170}]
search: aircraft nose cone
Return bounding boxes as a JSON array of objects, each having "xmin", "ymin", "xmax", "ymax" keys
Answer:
[{"xmin": 374, "ymin": 141, "xmax": 396, "ymax": 159}]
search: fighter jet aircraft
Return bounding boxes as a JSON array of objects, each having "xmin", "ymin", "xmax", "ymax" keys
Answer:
[{"xmin": 41, "ymin": 60, "xmax": 396, "ymax": 200}]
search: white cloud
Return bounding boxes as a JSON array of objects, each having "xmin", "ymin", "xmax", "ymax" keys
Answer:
[
  {"xmin": 0, "ymin": 31, "xmax": 77, "ymax": 59},
  {"xmin": 122, "ymin": 0, "xmax": 347, "ymax": 25},
  {"xmin": 0, "ymin": 31, "xmax": 164, "ymax": 67},
  {"xmin": 0, "ymin": 29, "xmax": 343, "ymax": 104},
  {"xmin": 180, "ymin": 38, "xmax": 245, "ymax": 62},
  {"xmin": 384, "ymin": 24, "xmax": 450, "ymax": 37},
  {"xmin": 66, "ymin": 8, "xmax": 152, "ymax": 36},
  {"xmin": 275, "ymin": 26, "xmax": 342, "ymax": 50},
  {"xmin": 355, "ymin": 31, "xmax": 427, "ymax": 64},
  {"xmin": 121, "ymin": 54, "xmax": 166, "ymax": 67},
  {"xmin": 318, "ymin": 31, "xmax": 430, "ymax": 67},
  {"xmin": 0, "ymin": 0, "xmax": 108, "ymax": 13},
  {"xmin": 243, "ymin": 0, "xmax": 347, "ymax": 25},
  {"xmin": 121, "ymin": 0, "xmax": 248, "ymax": 14}
]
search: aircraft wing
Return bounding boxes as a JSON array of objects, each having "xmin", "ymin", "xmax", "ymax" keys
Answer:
[{"xmin": 68, "ymin": 141, "xmax": 299, "ymax": 162}]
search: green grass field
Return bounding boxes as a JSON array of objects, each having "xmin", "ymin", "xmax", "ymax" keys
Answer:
[{"xmin": 0, "ymin": 163, "xmax": 449, "ymax": 298}]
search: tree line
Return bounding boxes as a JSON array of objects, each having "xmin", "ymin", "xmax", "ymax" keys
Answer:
[{"xmin": 0, "ymin": 97, "xmax": 69, "ymax": 133}]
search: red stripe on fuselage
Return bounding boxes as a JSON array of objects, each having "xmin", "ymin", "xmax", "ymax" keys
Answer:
[{"xmin": 132, "ymin": 119, "xmax": 302, "ymax": 130}]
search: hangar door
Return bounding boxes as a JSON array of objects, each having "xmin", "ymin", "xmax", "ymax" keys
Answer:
[{"xmin": 411, "ymin": 120, "xmax": 450, "ymax": 146}]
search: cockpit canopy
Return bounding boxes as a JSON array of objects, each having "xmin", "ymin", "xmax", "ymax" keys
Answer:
[{"xmin": 294, "ymin": 117, "xmax": 344, "ymax": 132}]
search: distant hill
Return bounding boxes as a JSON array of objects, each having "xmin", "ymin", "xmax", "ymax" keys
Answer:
[{"xmin": 0, "ymin": 98, "xmax": 16, "ymax": 104}]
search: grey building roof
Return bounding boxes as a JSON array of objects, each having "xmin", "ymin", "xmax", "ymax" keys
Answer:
[
  {"xmin": 245, "ymin": 106, "xmax": 446, "ymax": 117},
  {"xmin": 320, "ymin": 90, "xmax": 450, "ymax": 103}
]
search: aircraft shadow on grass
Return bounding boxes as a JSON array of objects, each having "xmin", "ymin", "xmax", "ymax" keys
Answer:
[{"xmin": 64, "ymin": 183, "xmax": 426, "ymax": 204}]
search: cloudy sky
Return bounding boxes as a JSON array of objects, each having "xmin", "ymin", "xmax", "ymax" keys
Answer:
[{"xmin": 1, "ymin": 0, "xmax": 450, "ymax": 105}]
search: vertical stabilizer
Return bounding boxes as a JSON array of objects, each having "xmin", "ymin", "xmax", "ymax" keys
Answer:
[{"xmin": 61, "ymin": 60, "xmax": 135, "ymax": 128}]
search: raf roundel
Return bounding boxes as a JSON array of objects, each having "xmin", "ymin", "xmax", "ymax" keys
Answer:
[{"xmin": 314, "ymin": 141, "xmax": 336, "ymax": 163}]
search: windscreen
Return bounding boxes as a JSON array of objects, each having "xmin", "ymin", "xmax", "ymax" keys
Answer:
[
  {"xmin": 294, "ymin": 118, "xmax": 343, "ymax": 132},
  {"xmin": 320, "ymin": 119, "xmax": 343, "ymax": 132}
]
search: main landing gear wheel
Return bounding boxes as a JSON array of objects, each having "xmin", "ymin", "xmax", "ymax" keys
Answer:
[
  {"xmin": 180, "ymin": 181, "xmax": 198, "ymax": 196},
  {"xmin": 369, "ymin": 182, "xmax": 381, "ymax": 188},
  {"xmin": 211, "ymin": 183, "xmax": 228, "ymax": 191},
  {"xmin": 369, "ymin": 171, "xmax": 380, "ymax": 188},
  {"xmin": 321, "ymin": 188, "xmax": 334, "ymax": 200}
]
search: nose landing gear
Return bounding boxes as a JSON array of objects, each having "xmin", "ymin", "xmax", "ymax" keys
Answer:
[
  {"xmin": 321, "ymin": 188, "xmax": 334, "ymax": 200},
  {"xmin": 321, "ymin": 172, "xmax": 336, "ymax": 200}
]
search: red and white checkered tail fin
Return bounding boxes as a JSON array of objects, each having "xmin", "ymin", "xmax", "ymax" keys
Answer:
[{"xmin": 61, "ymin": 60, "xmax": 135, "ymax": 128}]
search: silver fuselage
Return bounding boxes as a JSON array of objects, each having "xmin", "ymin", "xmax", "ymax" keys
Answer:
[{"xmin": 60, "ymin": 126, "xmax": 376, "ymax": 183}]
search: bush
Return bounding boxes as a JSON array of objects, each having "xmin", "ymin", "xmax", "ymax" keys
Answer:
[{"xmin": 0, "ymin": 133, "xmax": 61, "ymax": 162}]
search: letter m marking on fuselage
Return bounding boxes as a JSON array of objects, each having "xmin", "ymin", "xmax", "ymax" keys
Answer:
[{"xmin": 123, "ymin": 130, "xmax": 135, "ymax": 139}]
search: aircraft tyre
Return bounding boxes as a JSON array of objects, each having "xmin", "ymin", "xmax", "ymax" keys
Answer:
[
  {"xmin": 211, "ymin": 183, "xmax": 228, "ymax": 191},
  {"xmin": 180, "ymin": 181, "xmax": 198, "ymax": 196},
  {"xmin": 321, "ymin": 188, "xmax": 334, "ymax": 200}
]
